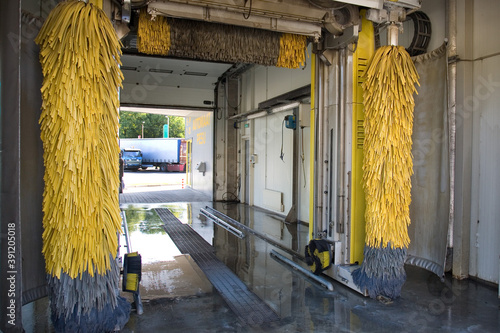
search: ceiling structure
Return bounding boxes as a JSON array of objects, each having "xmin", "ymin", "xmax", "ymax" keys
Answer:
[
  {"xmin": 120, "ymin": 54, "xmax": 235, "ymax": 117},
  {"xmin": 119, "ymin": 0, "xmax": 422, "ymax": 116}
]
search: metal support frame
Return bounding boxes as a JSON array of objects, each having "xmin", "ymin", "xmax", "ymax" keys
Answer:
[
  {"xmin": 0, "ymin": 1, "xmax": 23, "ymax": 331},
  {"xmin": 323, "ymin": 25, "xmax": 359, "ymax": 50},
  {"xmin": 147, "ymin": 0, "xmax": 322, "ymax": 38},
  {"xmin": 387, "ymin": 23, "xmax": 400, "ymax": 46}
]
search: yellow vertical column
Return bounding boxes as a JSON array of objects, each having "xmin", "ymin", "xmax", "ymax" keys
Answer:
[
  {"xmin": 350, "ymin": 11, "xmax": 374, "ymax": 264},
  {"xmin": 90, "ymin": 0, "xmax": 103, "ymax": 9},
  {"xmin": 186, "ymin": 139, "xmax": 192, "ymax": 186}
]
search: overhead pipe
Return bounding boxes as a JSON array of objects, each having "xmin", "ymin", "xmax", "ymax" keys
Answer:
[
  {"xmin": 315, "ymin": 52, "xmax": 325, "ymax": 238},
  {"xmin": 447, "ymin": 0, "xmax": 457, "ymax": 253},
  {"xmin": 200, "ymin": 208, "xmax": 245, "ymax": 239},
  {"xmin": 336, "ymin": 48, "xmax": 347, "ymax": 235},
  {"xmin": 320, "ymin": 55, "xmax": 332, "ymax": 235},
  {"xmin": 309, "ymin": 54, "xmax": 317, "ymax": 241},
  {"xmin": 205, "ymin": 207, "xmax": 304, "ymax": 260},
  {"xmin": 387, "ymin": 23, "xmax": 399, "ymax": 46}
]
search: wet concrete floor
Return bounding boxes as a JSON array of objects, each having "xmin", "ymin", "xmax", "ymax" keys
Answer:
[
  {"xmin": 119, "ymin": 200, "xmax": 499, "ymax": 333},
  {"xmin": 22, "ymin": 190, "xmax": 500, "ymax": 332}
]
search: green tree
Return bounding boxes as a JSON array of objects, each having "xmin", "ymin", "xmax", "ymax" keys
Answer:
[
  {"xmin": 119, "ymin": 111, "xmax": 185, "ymax": 138},
  {"xmin": 167, "ymin": 116, "xmax": 185, "ymax": 138}
]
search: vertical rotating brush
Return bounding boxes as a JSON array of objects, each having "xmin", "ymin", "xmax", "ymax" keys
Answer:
[
  {"xmin": 352, "ymin": 25, "xmax": 420, "ymax": 299},
  {"xmin": 35, "ymin": 0, "xmax": 130, "ymax": 331}
]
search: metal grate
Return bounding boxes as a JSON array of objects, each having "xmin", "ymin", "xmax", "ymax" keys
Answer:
[
  {"xmin": 155, "ymin": 208, "xmax": 280, "ymax": 326},
  {"xmin": 119, "ymin": 188, "xmax": 210, "ymax": 204}
]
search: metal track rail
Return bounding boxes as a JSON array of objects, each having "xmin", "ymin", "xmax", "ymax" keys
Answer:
[
  {"xmin": 270, "ymin": 250, "xmax": 334, "ymax": 291},
  {"xmin": 200, "ymin": 208, "xmax": 245, "ymax": 239},
  {"xmin": 204, "ymin": 206, "xmax": 305, "ymax": 261}
]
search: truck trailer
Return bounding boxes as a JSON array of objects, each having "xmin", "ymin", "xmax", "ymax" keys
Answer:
[{"xmin": 120, "ymin": 138, "xmax": 187, "ymax": 172}]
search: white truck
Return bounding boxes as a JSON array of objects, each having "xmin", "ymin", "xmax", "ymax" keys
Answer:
[{"xmin": 120, "ymin": 138, "xmax": 187, "ymax": 172}]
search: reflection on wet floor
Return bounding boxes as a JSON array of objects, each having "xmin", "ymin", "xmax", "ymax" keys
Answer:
[
  {"xmin": 119, "ymin": 203, "xmax": 214, "ymax": 304},
  {"xmin": 122, "ymin": 201, "xmax": 500, "ymax": 332},
  {"xmin": 133, "ymin": 255, "xmax": 213, "ymax": 300},
  {"xmin": 22, "ymin": 199, "xmax": 500, "ymax": 332}
]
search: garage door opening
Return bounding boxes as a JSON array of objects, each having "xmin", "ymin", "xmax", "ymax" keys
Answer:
[
  {"xmin": 119, "ymin": 110, "xmax": 187, "ymax": 192},
  {"xmin": 118, "ymin": 53, "xmax": 234, "ymax": 199},
  {"xmin": 119, "ymin": 107, "xmax": 214, "ymax": 200}
]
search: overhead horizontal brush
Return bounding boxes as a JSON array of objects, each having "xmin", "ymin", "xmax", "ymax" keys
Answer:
[{"xmin": 137, "ymin": 9, "xmax": 307, "ymax": 68}]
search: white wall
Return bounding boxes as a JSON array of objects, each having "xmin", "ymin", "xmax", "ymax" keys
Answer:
[
  {"xmin": 251, "ymin": 112, "xmax": 294, "ymax": 214},
  {"xmin": 298, "ymin": 126, "xmax": 311, "ymax": 222},
  {"xmin": 185, "ymin": 113, "xmax": 214, "ymax": 198},
  {"xmin": 241, "ymin": 62, "xmax": 311, "ymax": 112},
  {"xmin": 468, "ymin": 1, "xmax": 500, "ymax": 284},
  {"xmin": 121, "ymin": 83, "xmax": 214, "ymax": 109},
  {"xmin": 239, "ymin": 53, "xmax": 311, "ymax": 216}
]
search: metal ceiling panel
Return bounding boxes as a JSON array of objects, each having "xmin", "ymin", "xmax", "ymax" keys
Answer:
[
  {"xmin": 121, "ymin": 54, "xmax": 233, "ymax": 89},
  {"xmin": 120, "ymin": 54, "xmax": 233, "ymax": 110},
  {"xmin": 147, "ymin": 0, "xmax": 324, "ymax": 37}
]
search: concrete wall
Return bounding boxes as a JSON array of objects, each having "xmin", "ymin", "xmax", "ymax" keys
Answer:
[
  {"xmin": 1, "ymin": 0, "xmax": 55, "ymax": 329},
  {"xmin": 185, "ymin": 112, "xmax": 214, "ymax": 199},
  {"xmin": 450, "ymin": 0, "xmax": 500, "ymax": 285},
  {"xmin": 251, "ymin": 112, "xmax": 294, "ymax": 214}
]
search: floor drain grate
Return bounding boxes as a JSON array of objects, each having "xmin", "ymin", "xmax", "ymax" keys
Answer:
[{"xmin": 155, "ymin": 208, "xmax": 280, "ymax": 326}]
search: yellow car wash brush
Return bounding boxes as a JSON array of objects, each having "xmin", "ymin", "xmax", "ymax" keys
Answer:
[
  {"xmin": 137, "ymin": 9, "xmax": 306, "ymax": 69},
  {"xmin": 353, "ymin": 43, "xmax": 419, "ymax": 299},
  {"xmin": 35, "ymin": 0, "xmax": 130, "ymax": 330}
]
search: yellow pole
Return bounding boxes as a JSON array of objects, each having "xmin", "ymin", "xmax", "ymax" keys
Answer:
[
  {"xmin": 350, "ymin": 10, "xmax": 374, "ymax": 264},
  {"xmin": 309, "ymin": 54, "xmax": 316, "ymax": 241},
  {"xmin": 90, "ymin": 0, "xmax": 103, "ymax": 9}
]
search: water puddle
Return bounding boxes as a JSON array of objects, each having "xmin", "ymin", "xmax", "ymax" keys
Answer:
[{"xmin": 120, "ymin": 201, "xmax": 500, "ymax": 332}]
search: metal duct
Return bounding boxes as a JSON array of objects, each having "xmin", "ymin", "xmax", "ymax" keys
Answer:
[{"xmin": 148, "ymin": 0, "xmax": 323, "ymax": 38}]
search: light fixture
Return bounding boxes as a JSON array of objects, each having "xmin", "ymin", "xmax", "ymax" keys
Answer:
[
  {"xmin": 184, "ymin": 71, "xmax": 208, "ymax": 76},
  {"xmin": 121, "ymin": 66, "xmax": 137, "ymax": 71},
  {"xmin": 149, "ymin": 68, "xmax": 173, "ymax": 74}
]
